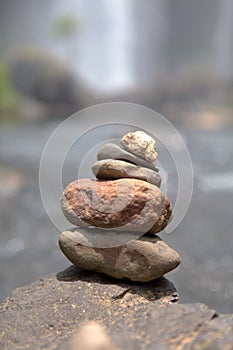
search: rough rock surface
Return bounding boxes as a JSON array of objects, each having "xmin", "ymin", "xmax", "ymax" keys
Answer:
[
  {"xmin": 92, "ymin": 159, "xmax": 161, "ymax": 187},
  {"xmin": 97, "ymin": 143, "xmax": 158, "ymax": 171},
  {"xmin": 61, "ymin": 178, "xmax": 172, "ymax": 233},
  {"xmin": 0, "ymin": 266, "xmax": 233, "ymax": 350},
  {"xmin": 59, "ymin": 230, "xmax": 181, "ymax": 282},
  {"xmin": 120, "ymin": 131, "xmax": 157, "ymax": 162}
]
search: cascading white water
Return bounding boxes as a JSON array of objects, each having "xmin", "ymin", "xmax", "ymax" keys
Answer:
[
  {"xmin": 214, "ymin": 0, "xmax": 233, "ymax": 78},
  {"xmin": 51, "ymin": 0, "xmax": 134, "ymax": 93}
]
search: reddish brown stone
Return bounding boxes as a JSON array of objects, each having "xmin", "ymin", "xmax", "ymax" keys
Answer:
[{"xmin": 61, "ymin": 178, "xmax": 172, "ymax": 233}]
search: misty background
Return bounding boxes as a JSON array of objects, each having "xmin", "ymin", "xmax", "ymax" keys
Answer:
[{"xmin": 0, "ymin": 0, "xmax": 233, "ymax": 313}]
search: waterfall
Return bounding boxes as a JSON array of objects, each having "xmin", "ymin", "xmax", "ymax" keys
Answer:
[
  {"xmin": 214, "ymin": 0, "xmax": 233, "ymax": 78},
  {"xmin": 51, "ymin": 0, "xmax": 134, "ymax": 93}
]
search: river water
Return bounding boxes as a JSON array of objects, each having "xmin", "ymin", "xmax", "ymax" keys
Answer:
[{"xmin": 0, "ymin": 121, "xmax": 233, "ymax": 313}]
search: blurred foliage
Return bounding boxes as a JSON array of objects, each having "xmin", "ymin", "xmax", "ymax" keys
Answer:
[
  {"xmin": 51, "ymin": 14, "xmax": 78, "ymax": 39},
  {"xmin": 7, "ymin": 48, "xmax": 80, "ymax": 120},
  {"xmin": 0, "ymin": 63, "xmax": 19, "ymax": 122}
]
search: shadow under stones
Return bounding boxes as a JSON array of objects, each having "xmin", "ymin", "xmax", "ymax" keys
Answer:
[{"xmin": 56, "ymin": 265, "xmax": 178, "ymax": 302}]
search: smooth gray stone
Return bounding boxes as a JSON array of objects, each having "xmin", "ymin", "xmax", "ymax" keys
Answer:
[
  {"xmin": 97, "ymin": 143, "xmax": 158, "ymax": 171},
  {"xmin": 92, "ymin": 159, "xmax": 161, "ymax": 187}
]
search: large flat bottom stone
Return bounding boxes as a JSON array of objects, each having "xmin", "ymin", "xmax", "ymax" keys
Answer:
[{"xmin": 59, "ymin": 230, "xmax": 181, "ymax": 282}]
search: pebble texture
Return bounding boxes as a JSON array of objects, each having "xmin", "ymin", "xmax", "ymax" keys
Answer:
[
  {"xmin": 92, "ymin": 159, "xmax": 161, "ymax": 187},
  {"xmin": 120, "ymin": 131, "xmax": 157, "ymax": 162},
  {"xmin": 59, "ymin": 230, "xmax": 181, "ymax": 282},
  {"xmin": 97, "ymin": 143, "xmax": 158, "ymax": 171},
  {"xmin": 0, "ymin": 267, "xmax": 232, "ymax": 350},
  {"xmin": 61, "ymin": 178, "xmax": 172, "ymax": 233}
]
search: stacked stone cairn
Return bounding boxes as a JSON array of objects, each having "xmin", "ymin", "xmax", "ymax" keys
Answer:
[{"xmin": 59, "ymin": 131, "xmax": 181, "ymax": 282}]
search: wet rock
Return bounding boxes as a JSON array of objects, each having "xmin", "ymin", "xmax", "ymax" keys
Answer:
[
  {"xmin": 120, "ymin": 131, "xmax": 157, "ymax": 162},
  {"xmin": 92, "ymin": 159, "xmax": 161, "ymax": 187},
  {"xmin": 59, "ymin": 230, "xmax": 181, "ymax": 282},
  {"xmin": 61, "ymin": 178, "xmax": 172, "ymax": 233},
  {"xmin": 97, "ymin": 143, "xmax": 158, "ymax": 171}
]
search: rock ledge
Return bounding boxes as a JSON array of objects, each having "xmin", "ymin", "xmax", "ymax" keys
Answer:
[{"xmin": 0, "ymin": 266, "xmax": 232, "ymax": 350}]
